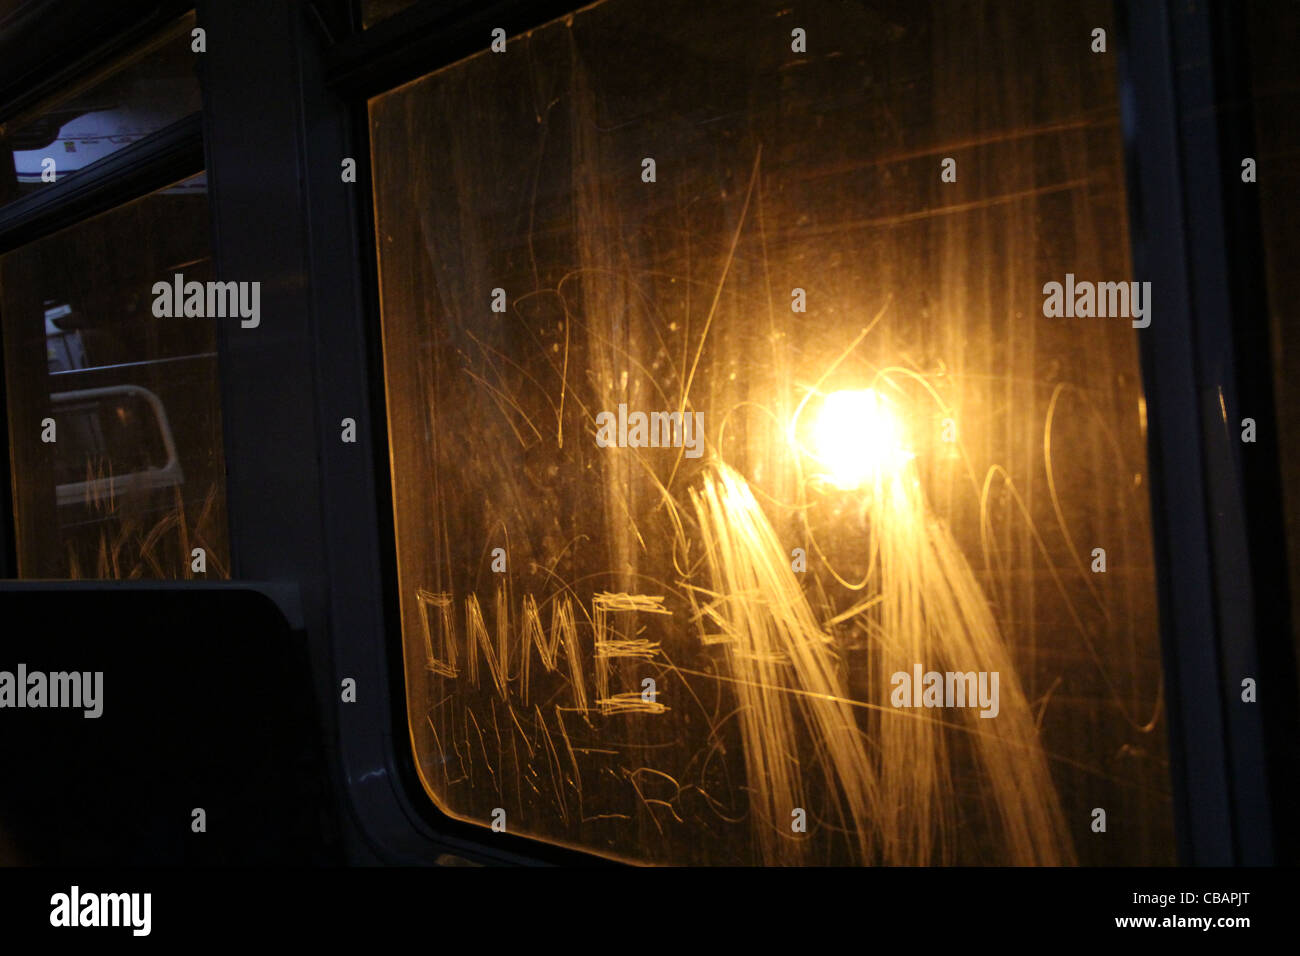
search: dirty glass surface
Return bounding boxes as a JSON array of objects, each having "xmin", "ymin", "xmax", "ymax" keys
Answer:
[{"xmin": 370, "ymin": 0, "xmax": 1172, "ymax": 865}]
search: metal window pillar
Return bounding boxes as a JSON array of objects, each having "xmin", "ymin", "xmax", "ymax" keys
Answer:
[{"xmin": 1118, "ymin": 0, "xmax": 1296, "ymax": 865}]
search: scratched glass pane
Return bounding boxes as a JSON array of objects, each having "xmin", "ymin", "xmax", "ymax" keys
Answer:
[{"xmin": 370, "ymin": 0, "xmax": 1174, "ymax": 865}]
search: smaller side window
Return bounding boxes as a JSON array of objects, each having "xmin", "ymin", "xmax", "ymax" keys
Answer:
[{"xmin": 0, "ymin": 171, "xmax": 230, "ymax": 579}]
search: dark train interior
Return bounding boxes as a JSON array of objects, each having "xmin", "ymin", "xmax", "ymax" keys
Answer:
[{"xmin": 0, "ymin": 0, "xmax": 1295, "ymax": 913}]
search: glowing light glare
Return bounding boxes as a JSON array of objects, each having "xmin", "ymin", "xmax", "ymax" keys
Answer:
[{"xmin": 812, "ymin": 389, "xmax": 912, "ymax": 489}]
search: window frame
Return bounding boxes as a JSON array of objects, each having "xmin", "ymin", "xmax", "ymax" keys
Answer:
[
  {"xmin": 1117, "ymin": 0, "xmax": 1297, "ymax": 865},
  {"xmin": 319, "ymin": 0, "xmax": 1297, "ymax": 866}
]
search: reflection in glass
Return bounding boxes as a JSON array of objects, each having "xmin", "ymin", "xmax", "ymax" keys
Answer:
[
  {"xmin": 0, "ymin": 12, "xmax": 199, "ymax": 206},
  {"xmin": 0, "ymin": 171, "xmax": 229, "ymax": 579}
]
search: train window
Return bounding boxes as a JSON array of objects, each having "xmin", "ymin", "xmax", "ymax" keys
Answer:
[
  {"xmin": 370, "ymin": 0, "xmax": 1173, "ymax": 864},
  {"xmin": 0, "ymin": 10, "xmax": 199, "ymax": 207},
  {"xmin": 0, "ymin": 171, "xmax": 230, "ymax": 579}
]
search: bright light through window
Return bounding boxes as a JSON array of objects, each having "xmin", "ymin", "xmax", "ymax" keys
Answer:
[
  {"xmin": 370, "ymin": 0, "xmax": 1173, "ymax": 866},
  {"xmin": 811, "ymin": 389, "xmax": 912, "ymax": 490}
]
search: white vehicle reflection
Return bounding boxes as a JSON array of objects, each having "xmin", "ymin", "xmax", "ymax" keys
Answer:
[{"xmin": 50, "ymin": 384, "xmax": 183, "ymax": 512}]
